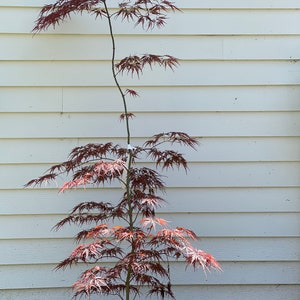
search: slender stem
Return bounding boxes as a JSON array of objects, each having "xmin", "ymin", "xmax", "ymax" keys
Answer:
[
  {"xmin": 103, "ymin": 2, "xmax": 134, "ymax": 299},
  {"xmin": 103, "ymin": 0, "xmax": 131, "ymax": 145},
  {"xmin": 124, "ymin": 151, "xmax": 134, "ymax": 300}
]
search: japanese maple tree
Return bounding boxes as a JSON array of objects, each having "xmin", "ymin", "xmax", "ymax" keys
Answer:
[{"xmin": 26, "ymin": 1, "xmax": 221, "ymax": 299}]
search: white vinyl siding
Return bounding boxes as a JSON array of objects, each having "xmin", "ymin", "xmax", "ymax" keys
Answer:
[{"xmin": 0, "ymin": 1, "xmax": 299, "ymax": 299}]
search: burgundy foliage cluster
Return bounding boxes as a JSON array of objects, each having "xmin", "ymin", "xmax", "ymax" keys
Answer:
[
  {"xmin": 33, "ymin": 0, "xmax": 179, "ymax": 32},
  {"xmin": 27, "ymin": 1, "xmax": 220, "ymax": 299}
]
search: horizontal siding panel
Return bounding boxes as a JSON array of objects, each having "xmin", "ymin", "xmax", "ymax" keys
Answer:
[
  {"xmin": 1, "ymin": 187, "xmax": 300, "ymax": 214},
  {"xmin": 3, "ymin": 35, "xmax": 300, "ymax": 61},
  {"xmin": 2, "ymin": 161, "xmax": 300, "ymax": 189},
  {"xmin": 0, "ymin": 288, "xmax": 74, "ymax": 300},
  {"xmin": 3, "ymin": 162, "xmax": 300, "ymax": 189},
  {"xmin": 2, "ymin": 8, "xmax": 300, "ymax": 35},
  {"xmin": 1, "ymin": 237, "xmax": 299, "ymax": 265},
  {"xmin": 0, "ymin": 112, "xmax": 299, "ymax": 138},
  {"xmin": 194, "ymin": 137, "xmax": 300, "ymax": 162},
  {"xmin": 162, "ymin": 162, "xmax": 300, "ymax": 188},
  {"xmin": 171, "ymin": 261, "xmax": 300, "ymax": 285},
  {"xmin": 2, "ymin": 137, "xmax": 299, "ymax": 164},
  {"xmin": 3, "ymin": 285, "xmax": 300, "ymax": 300},
  {"xmin": 0, "ymin": 213, "xmax": 298, "ymax": 239},
  {"xmin": 195, "ymin": 237, "xmax": 300, "ymax": 262},
  {"xmin": 4, "ymin": 0, "xmax": 300, "ymax": 9},
  {"xmin": 176, "ymin": 0, "xmax": 300, "ymax": 9},
  {"xmin": 171, "ymin": 262, "xmax": 300, "ymax": 285},
  {"xmin": 0, "ymin": 87, "xmax": 62, "ymax": 112},
  {"xmin": 2, "ymin": 86, "xmax": 300, "ymax": 113},
  {"xmin": 2, "ymin": 61, "xmax": 300, "ymax": 86},
  {"xmin": 171, "ymin": 285, "xmax": 300, "ymax": 300},
  {"xmin": 157, "ymin": 212, "xmax": 300, "ymax": 237},
  {"xmin": 1, "ymin": 262, "xmax": 299, "ymax": 289}
]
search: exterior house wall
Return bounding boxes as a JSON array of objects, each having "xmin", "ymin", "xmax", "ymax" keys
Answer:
[{"xmin": 0, "ymin": 1, "xmax": 299, "ymax": 299}]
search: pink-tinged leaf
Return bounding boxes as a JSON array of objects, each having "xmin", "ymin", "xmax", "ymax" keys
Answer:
[
  {"xmin": 85, "ymin": 224, "xmax": 112, "ymax": 239},
  {"xmin": 175, "ymin": 227, "xmax": 197, "ymax": 240},
  {"xmin": 59, "ymin": 174, "xmax": 92, "ymax": 193},
  {"xmin": 113, "ymin": 227, "xmax": 147, "ymax": 244},
  {"xmin": 140, "ymin": 194, "xmax": 164, "ymax": 208},
  {"xmin": 72, "ymin": 266, "xmax": 111, "ymax": 297},
  {"xmin": 94, "ymin": 159, "xmax": 125, "ymax": 177},
  {"xmin": 141, "ymin": 217, "xmax": 169, "ymax": 230},
  {"xmin": 185, "ymin": 247, "xmax": 222, "ymax": 272}
]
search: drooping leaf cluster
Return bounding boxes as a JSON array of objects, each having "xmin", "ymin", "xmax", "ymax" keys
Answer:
[
  {"xmin": 26, "ymin": 133, "xmax": 197, "ymax": 191},
  {"xmin": 33, "ymin": 0, "xmax": 180, "ymax": 32},
  {"xmin": 26, "ymin": 132, "xmax": 220, "ymax": 299}
]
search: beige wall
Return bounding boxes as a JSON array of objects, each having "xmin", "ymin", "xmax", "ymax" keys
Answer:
[{"xmin": 0, "ymin": 1, "xmax": 300, "ymax": 299}]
